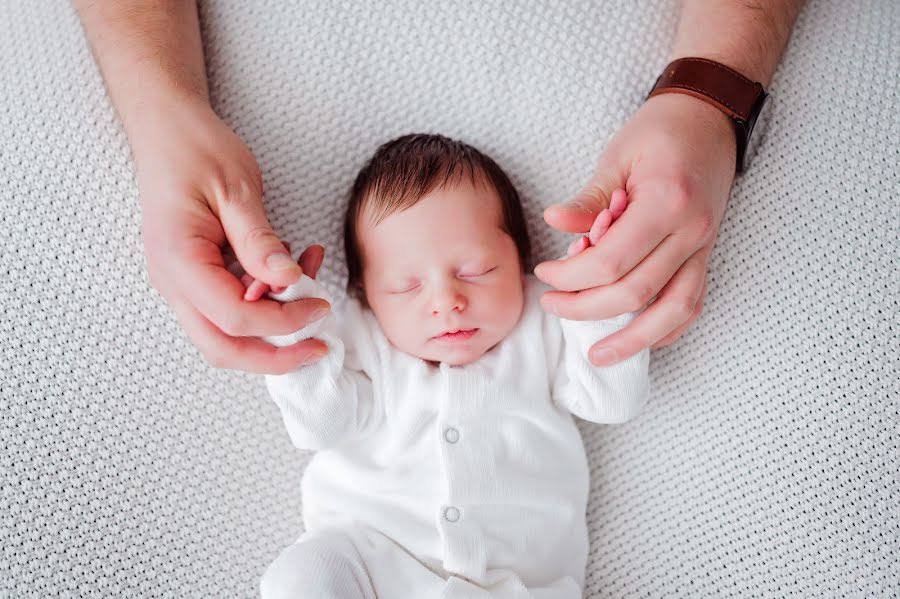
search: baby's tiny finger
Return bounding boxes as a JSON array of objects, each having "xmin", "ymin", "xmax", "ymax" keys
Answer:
[
  {"xmin": 298, "ymin": 245, "xmax": 326, "ymax": 279},
  {"xmin": 588, "ymin": 210, "xmax": 612, "ymax": 244},
  {"xmin": 567, "ymin": 235, "xmax": 590, "ymax": 257},
  {"xmin": 244, "ymin": 278, "xmax": 271, "ymax": 302},
  {"xmin": 609, "ymin": 188, "xmax": 628, "ymax": 219}
]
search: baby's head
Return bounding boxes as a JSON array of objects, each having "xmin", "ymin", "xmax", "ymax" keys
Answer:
[{"xmin": 344, "ymin": 133, "xmax": 531, "ymax": 367}]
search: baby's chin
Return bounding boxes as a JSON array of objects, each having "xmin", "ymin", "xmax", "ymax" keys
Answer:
[{"xmin": 416, "ymin": 332, "xmax": 498, "ymax": 367}]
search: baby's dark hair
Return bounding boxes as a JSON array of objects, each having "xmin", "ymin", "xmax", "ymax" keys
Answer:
[{"xmin": 343, "ymin": 133, "xmax": 532, "ymax": 299}]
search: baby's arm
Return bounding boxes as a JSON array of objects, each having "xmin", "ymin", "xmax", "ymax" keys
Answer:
[
  {"xmin": 550, "ymin": 312, "xmax": 650, "ymax": 423},
  {"xmin": 548, "ymin": 189, "xmax": 650, "ymax": 422},
  {"xmin": 233, "ymin": 248, "xmax": 383, "ymax": 451}
]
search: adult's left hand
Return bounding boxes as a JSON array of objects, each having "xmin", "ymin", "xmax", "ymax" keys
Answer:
[{"xmin": 534, "ymin": 92, "xmax": 738, "ymax": 367}]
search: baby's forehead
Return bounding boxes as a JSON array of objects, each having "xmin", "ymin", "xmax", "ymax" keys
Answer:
[{"xmin": 357, "ymin": 184, "xmax": 507, "ymax": 264}]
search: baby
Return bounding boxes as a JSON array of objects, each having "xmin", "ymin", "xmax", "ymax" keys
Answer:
[{"xmin": 237, "ymin": 133, "xmax": 649, "ymax": 599}]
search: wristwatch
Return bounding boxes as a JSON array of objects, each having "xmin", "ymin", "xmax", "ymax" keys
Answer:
[{"xmin": 646, "ymin": 57, "xmax": 773, "ymax": 174}]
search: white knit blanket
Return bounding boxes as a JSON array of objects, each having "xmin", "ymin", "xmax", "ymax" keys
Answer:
[{"xmin": 1, "ymin": 0, "xmax": 897, "ymax": 596}]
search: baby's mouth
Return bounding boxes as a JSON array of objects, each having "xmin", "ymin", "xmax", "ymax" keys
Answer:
[{"xmin": 432, "ymin": 328, "xmax": 479, "ymax": 342}]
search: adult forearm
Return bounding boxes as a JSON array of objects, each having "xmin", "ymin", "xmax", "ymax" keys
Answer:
[
  {"xmin": 669, "ymin": 0, "xmax": 805, "ymax": 87},
  {"xmin": 72, "ymin": 0, "xmax": 208, "ymax": 147}
]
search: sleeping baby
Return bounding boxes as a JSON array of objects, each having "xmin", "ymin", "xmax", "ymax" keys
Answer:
[{"xmin": 232, "ymin": 133, "xmax": 650, "ymax": 599}]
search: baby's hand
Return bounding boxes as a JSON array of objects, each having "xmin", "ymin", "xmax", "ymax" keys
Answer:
[
  {"xmin": 242, "ymin": 243, "xmax": 326, "ymax": 301},
  {"xmin": 565, "ymin": 188, "xmax": 628, "ymax": 258}
]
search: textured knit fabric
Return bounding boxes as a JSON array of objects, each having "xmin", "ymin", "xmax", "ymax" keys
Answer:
[
  {"xmin": 252, "ymin": 271, "xmax": 648, "ymax": 598},
  {"xmin": 1, "ymin": 0, "xmax": 898, "ymax": 597}
]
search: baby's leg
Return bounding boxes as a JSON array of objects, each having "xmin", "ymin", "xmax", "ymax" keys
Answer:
[{"xmin": 260, "ymin": 528, "xmax": 377, "ymax": 599}]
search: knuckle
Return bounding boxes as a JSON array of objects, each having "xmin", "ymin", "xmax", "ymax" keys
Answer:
[
  {"xmin": 218, "ymin": 311, "xmax": 248, "ymax": 337},
  {"xmin": 626, "ymin": 280, "xmax": 656, "ymax": 309},
  {"xmin": 242, "ymin": 225, "xmax": 278, "ymax": 249},
  {"xmin": 218, "ymin": 172, "xmax": 258, "ymax": 208},
  {"xmin": 672, "ymin": 295, "xmax": 699, "ymax": 323},
  {"xmin": 594, "ymin": 261, "xmax": 621, "ymax": 285}
]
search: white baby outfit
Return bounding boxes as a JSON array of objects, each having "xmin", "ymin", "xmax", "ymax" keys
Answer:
[{"xmin": 257, "ymin": 272, "xmax": 650, "ymax": 599}]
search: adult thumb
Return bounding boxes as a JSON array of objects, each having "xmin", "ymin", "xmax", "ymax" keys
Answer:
[
  {"xmin": 216, "ymin": 184, "xmax": 303, "ymax": 287},
  {"xmin": 544, "ymin": 162, "xmax": 624, "ymax": 234}
]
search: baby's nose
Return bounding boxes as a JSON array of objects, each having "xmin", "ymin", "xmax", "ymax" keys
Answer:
[{"xmin": 431, "ymin": 285, "xmax": 467, "ymax": 315}]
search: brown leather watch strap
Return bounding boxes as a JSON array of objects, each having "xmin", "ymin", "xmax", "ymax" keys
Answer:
[{"xmin": 647, "ymin": 57, "xmax": 762, "ymax": 121}]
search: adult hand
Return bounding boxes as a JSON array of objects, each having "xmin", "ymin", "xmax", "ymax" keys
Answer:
[
  {"xmin": 534, "ymin": 92, "xmax": 737, "ymax": 366},
  {"xmin": 239, "ymin": 243, "xmax": 326, "ymax": 301},
  {"xmin": 135, "ymin": 93, "xmax": 330, "ymax": 374}
]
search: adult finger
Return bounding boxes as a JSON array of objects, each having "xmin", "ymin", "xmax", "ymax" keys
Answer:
[
  {"xmin": 534, "ymin": 197, "xmax": 671, "ymax": 291},
  {"xmin": 542, "ymin": 158, "xmax": 625, "ymax": 234},
  {"xmin": 167, "ymin": 293, "xmax": 329, "ymax": 374},
  {"xmin": 212, "ymin": 175, "xmax": 303, "ymax": 287},
  {"xmin": 586, "ymin": 249, "xmax": 708, "ymax": 366},
  {"xmin": 540, "ymin": 231, "xmax": 699, "ymax": 320},
  {"xmin": 651, "ymin": 273, "xmax": 707, "ymax": 349},
  {"xmin": 173, "ymin": 233, "xmax": 330, "ymax": 337}
]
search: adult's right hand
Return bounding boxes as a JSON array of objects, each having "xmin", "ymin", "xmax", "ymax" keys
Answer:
[{"xmin": 133, "ymin": 93, "xmax": 330, "ymax": 374}]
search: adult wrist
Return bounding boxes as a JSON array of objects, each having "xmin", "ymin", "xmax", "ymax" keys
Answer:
[
  {"xmin": 125, "ymin": 86, "xmax": 212, "ymax": 167},
  {"xmin": 644, "ymin": 92, "xmax": 737, "ymax": 160}
]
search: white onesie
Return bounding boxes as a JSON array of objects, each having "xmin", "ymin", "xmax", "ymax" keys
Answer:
[{"xmin": 257, "ymin": 272, "xmax": 650, "ymax": 599}]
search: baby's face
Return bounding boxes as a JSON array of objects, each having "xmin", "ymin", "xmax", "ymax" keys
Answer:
[{"xmin": 358, "ymin": 179, "xmax": 525, "ymax": 366}]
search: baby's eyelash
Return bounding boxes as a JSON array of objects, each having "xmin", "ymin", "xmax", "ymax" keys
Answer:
[
  {"xmin": 391, "ymin": 283, "xmax": 420, "ymax": 294},
  {"xmin": 389, "ymin": 267, "xmax": 496, "ymax": 293},
  {"xmin": 462, "ymin": 266, "xmax": 496, "ymax": 277}
]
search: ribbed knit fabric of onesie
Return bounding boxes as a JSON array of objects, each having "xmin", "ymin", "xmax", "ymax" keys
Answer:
[{"xmin": 233, "ymin": 176, "xmax": 648, "ymax": 599}]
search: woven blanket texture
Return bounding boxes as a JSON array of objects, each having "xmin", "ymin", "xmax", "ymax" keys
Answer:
[{"xmin": 0, "ymin": 0, "xmax": 897, "ymax": 597}]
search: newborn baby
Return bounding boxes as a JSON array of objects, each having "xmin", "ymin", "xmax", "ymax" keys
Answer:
[{"xmin": 240, "ymin": 133, "xmax": 649, "ymax": 599}]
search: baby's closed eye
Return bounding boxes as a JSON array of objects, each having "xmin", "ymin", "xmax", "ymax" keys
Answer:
[{"xmin": 459, "ymin": 266, "xmax": 496, "ymax": 277}]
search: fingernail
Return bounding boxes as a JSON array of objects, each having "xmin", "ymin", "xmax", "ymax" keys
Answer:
[
  {"xmin": 591, "ymin": 347, "xmax": 619, "ymax": 365},
  {"xmin": 267, "ymin": 252, "xmax": 300, "ymax": 271}
]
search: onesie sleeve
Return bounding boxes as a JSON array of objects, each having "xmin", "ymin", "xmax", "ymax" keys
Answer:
[
  {"xmin": 257, "ymin": 273, "xmax": 385, "ymax": 451},
  {"xmin": 544, "ymin": 308, "xmax": 651, "ymax": 424}
]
